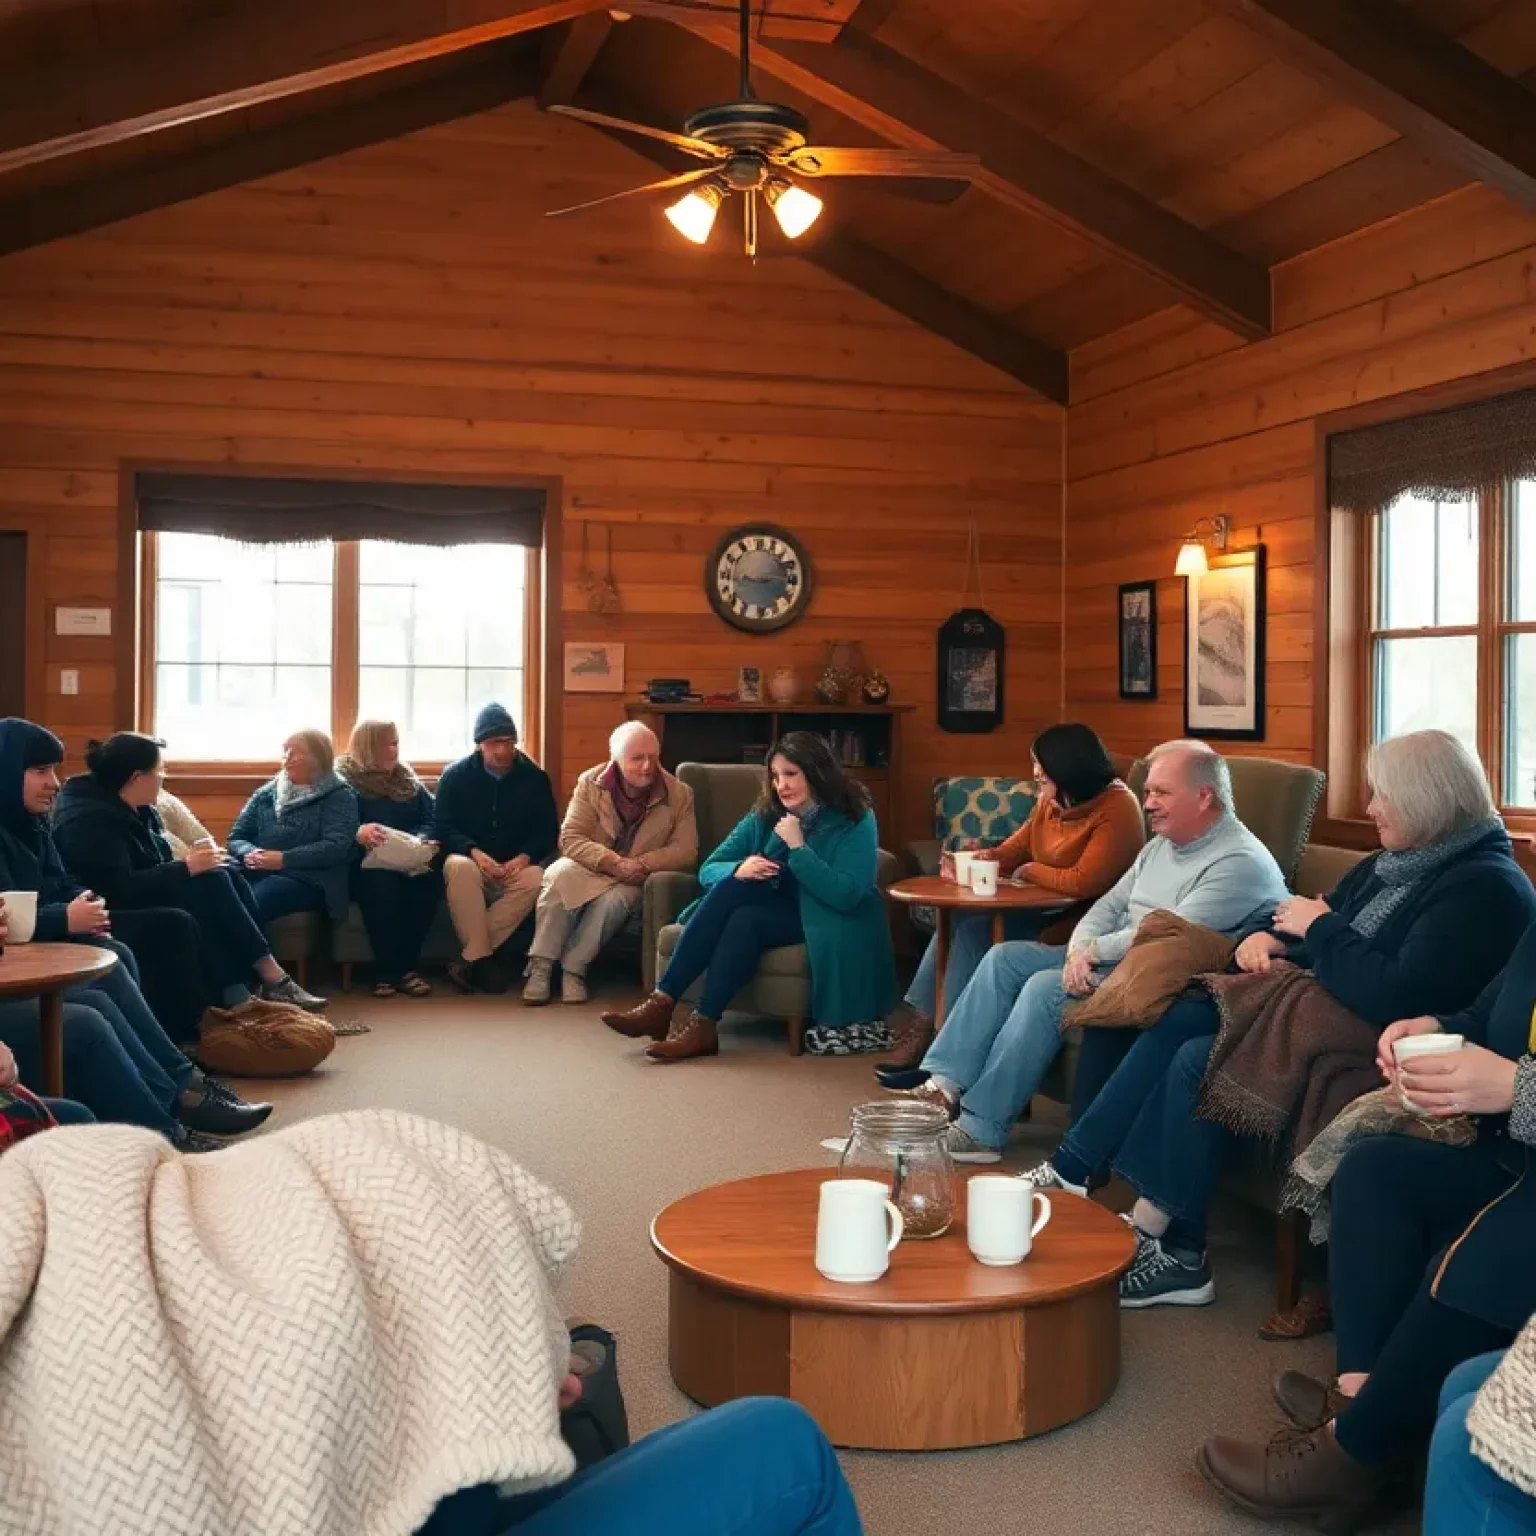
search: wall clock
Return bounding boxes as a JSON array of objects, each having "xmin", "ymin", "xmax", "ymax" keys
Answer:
[{"xmin": 706, "ymin": 524, "xmax": 812, "ymax": 633}]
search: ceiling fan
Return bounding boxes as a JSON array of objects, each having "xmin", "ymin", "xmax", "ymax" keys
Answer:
[{"xmin": 544, "ymin": 0, "xmax": 980, "ymax": 256}]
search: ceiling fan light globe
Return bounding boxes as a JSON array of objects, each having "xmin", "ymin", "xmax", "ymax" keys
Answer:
[
  {"xmin": 665, "ymin": 185, "xmax": 724, "ymax": 245},
  {"xmin": 766, "ymin": 181, "xmax": 823, "ymax": 239}
]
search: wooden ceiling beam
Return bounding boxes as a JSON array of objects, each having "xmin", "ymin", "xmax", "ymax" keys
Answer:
[
  {"xmin": 538, "ymin": 13, "xmax": 615, "ymax": 109},
  {"xmin": 0, "ymin": 0, "xmax": 607, "ymax": 179},
  {"xmin": 1207, "ymin": 0, "xmax": 1536, "ymax": 216},
  {"xmin": 572, "ymin": 83, "xmax": 1067, "ymax": 402},
  {"xmin": 680, "ymin": 23, "xmax": 1272, "ymax": 340},
  {"xmin": 0, "ymin": 49, "xmax": 541, "ymax": 259}
]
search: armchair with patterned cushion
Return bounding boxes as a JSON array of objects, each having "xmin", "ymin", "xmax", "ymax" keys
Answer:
[
  {"xmin": 903, "ymin": 776, "xmax": 1036, "ymax": 935},
  {"xmin": 645, "ymin": 761, "xmax": 897, "ymax": 1054}
]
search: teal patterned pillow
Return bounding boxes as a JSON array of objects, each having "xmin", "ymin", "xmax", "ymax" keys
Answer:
[{"xmin": 933, "ymin": 776, "xmax": 1036, "ymax": 850}]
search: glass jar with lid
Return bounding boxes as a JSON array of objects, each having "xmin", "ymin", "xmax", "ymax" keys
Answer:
[{"xmin": 837, "ymin": 1100, "xmax": 957, "ymax": 1239}]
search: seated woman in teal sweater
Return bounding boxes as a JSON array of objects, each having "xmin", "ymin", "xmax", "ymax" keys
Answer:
[{"xmin": 602, "ymin": 731, "xmax": 897, "ymax": 1061}]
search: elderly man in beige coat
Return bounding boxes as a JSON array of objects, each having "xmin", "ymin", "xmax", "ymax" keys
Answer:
[{"xmin": 523, "ymin": 722, "xmax": 698, "ymax": 1005}]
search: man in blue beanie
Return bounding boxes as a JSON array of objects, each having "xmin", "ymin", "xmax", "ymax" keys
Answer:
[{"xmin": 434, "ymin": 704, "xmax": 559, "ymax": 994}]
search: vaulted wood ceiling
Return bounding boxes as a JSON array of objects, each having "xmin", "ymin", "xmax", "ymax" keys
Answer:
[{"xmin": 3, "ymin": 0, "xmax": 1536, "ymax": 404}]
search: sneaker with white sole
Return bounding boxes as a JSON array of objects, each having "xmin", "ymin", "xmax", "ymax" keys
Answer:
[
  {"xmin": 561, "ymin": 971, "xmax": 588, "ymax": 1005},
  {"xmin": 943, "ymin": 1125, "xmax": 1003, "ymax": 1164},
  {"xmin": 1118, "ymin": 1230, "xmax": 1215, "ymax": 1309},
  {"xmin": 522, "ymin": 958, "xmax": 553, "ymax": 1006},
  {"xmin": 1016, "ymin": 1160, "xmax": 1086, "ymax": 1195}
]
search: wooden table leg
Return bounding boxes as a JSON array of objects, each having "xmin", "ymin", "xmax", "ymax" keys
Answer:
[
  {"xmin": 992, "ymin": 911, "xmax": 1004, "ymax": 946},
  {"xmin": 934, "ymin": 910, "xmax": 950, "ymax": 1027},
  {"xmin": 39, "ymin": 990, "xmax": 64, "ymax": 1098}
]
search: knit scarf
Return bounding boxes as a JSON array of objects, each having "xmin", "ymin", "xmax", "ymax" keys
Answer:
[
  {"xmin": 335, "ymin": 754, "xmax": 422, "ymax": 804},
  {"xmin": 1350, "ymin": 816, "xmax": 1504, "ymax": 938},
  {"xmin": 273, "ymin": 769, "xmax": 344, "ymax": 819},
  {"xmin": 599, "ymin": 762, "xmax": 659, "ymax": 856}
]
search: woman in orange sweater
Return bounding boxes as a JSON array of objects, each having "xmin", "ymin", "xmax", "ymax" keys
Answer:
[{"xmin": 884, "ymin": 723, "xmax": 1145, "ymax": 1071}]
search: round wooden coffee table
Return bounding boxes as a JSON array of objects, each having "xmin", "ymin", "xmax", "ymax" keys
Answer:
[
  {"xmin": 887, "ymin": 874, "xmax": 1073, "ymax": 1023},
  {"xmin": 651, "ymin": 1168, "xmax": 1135, "ymax": 1451},
  {"xmin": 0, "ymin": 942, "xmax": 119, "ymax": 1096}
]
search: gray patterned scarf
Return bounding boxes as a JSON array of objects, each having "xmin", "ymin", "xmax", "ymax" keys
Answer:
[{"xmin": 1351, "ymin": 816, "xmax": 1504, "ymax": 937}]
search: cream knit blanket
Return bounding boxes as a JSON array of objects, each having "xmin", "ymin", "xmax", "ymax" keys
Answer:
[
  {"xmin": 0, "ymin": 1111, "xmax": 581, "ymax": 1536},
  {"xmin": 1469, "ymin": 1313, "xmax": 1536, "ymax": 1499}
]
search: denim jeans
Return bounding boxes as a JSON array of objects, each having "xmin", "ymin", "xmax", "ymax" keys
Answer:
[
  {"xmin": 1110, "ymin": 1029, "xmax": 1223, "ymax": 1254},
  {"xmin": 43, "ymin": 1098, "xmax": 95, "ymax": 1125},
  {"xmin": 69, "ymin": 937, "xmax": 195, "ymax": 1098},
  {"xmin": 660, "ymin": 876, "xmax": 804, "ymax": 1022},
  {"xmin": 353, "ymin": 866, "xmax": 446, "ymax": 982},
  {"xmin": 905, "ymin": 911, "xmax": 1052, "ymax": 1019},
  {"xmin": 417, "ymin": 1398, "xmax": 862, "ymax": 1536},
  {"xmin": 1425, "ymin": 1352, "xmax": 1536, "ymax": 1535},
  {"xmin": 178, "ymin": 865, "xmax": 276, "ymax": 996},
  {"xmin": 920, "ymin": 940, "xmax": 1069, "ymax": 1148},
  {"xmin": 1054, "ymin": 994, "xmax": 1221, "ymax": 1189},
  {"xmin": 249, "ymin": 872, "xmax": 327, "ymax": 923}
]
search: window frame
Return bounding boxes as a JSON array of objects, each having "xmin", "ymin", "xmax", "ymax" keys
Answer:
[{"xmin": 136, "ymin": 530, "xmax": 543, "ymax": 778}]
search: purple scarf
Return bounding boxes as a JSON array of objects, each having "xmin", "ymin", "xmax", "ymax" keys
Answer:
[{"xmin": 600, "ymin": 762, "xmax": 660, "ymax": 855}]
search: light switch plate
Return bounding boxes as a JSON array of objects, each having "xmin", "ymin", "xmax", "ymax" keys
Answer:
[{"xmin": 60, "ymin": 669, "xmax": 79, "ymax": 696}]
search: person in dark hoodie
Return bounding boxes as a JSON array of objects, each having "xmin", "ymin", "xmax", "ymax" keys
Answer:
[
  {"xmin": 434, "ymin": 704, "xmax": 559, "ymax": 995},
  {"xmin": 0, "ymin": 718, "xmax": 271, "ymax": 1146},
  {"xmin": 51, "ymin": 732, "xmax": 327, "ymax": 1015}
]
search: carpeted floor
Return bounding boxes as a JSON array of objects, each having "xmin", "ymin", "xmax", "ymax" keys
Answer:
[{"xmin": 250, "ymin": 980, "xmax": 1419, "ymax": 1536}]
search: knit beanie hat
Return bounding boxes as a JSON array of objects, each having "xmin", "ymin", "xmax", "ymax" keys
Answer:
[{"xmin": 473, "ymin": 703, "xmax": 518, "ymax": 744}]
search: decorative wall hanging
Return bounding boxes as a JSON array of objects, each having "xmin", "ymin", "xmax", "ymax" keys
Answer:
[
  {"xmin": 937, "ymin": 523, "xmax": 1004, "ymax": 734},
  {"xmin": 706, "ymin": 524, "xmax": 811, "ymax": 632},
  {"xmin": 564, "ymin": 642, "xmax": 626, "ymax": 694},
  {"xmin": 1118, "ymin": 582, "xmax": 1157, "ymax": 700},
  {"xmin": 587, "ymin": 525, "xmax": 621, "ymax": 615},
  {"xmin": 1184, "ymin": 546, "xmax": 1266, "ymax": 740}
]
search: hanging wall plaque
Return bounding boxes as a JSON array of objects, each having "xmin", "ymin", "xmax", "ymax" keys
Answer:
[{"xmin": 937, "ymin": 524, "xmax": 1004, "ymax": 733}]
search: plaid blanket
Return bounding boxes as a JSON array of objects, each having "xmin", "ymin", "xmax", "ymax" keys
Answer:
[{"xmin": 0, "ymin": 1087, "xmax": 54, "ymax": 1155}]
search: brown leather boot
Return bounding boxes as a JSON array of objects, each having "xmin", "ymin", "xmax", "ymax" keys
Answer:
[
  {"xmin": 1198, "ymin": 1426, "xmax": 1389, "ymax": 1533},
  {"xmin": 878, "ymin": 1002, "xmax": 935, "ymax": 1071},
  {"xmin": 601, "ymin": 991, "xmax": 676, "ymax": 1040},
  {"xmin": 645, "ymin": 1011, "xmax": 720, "ymax": 1063},
  {"xmin": 1274, "ymin": 1371, "xmax": 1349, "ymax": 1432}
]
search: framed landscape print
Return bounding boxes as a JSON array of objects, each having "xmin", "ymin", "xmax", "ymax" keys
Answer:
[
  {"xmin": 1184, "ymin": 546, "xmax": 1266, "ymax": 740},
  {"xmin": 563, "ymin": 641, "xmax": 625, "ymax": 694},
  {"xmin": 1118, "ymin": 582, "xmax": 1157, "ymax": 700}
]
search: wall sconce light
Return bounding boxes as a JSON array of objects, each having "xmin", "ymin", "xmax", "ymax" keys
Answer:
[{"xmin": 1175, "ymin": 513, "xmax": 1230, "ymax": 576}]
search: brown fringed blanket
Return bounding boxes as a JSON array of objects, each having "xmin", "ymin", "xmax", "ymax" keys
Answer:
[{"xmin": 1196, "ymin": 963, "xmax": 1383, "ymax": 1159}]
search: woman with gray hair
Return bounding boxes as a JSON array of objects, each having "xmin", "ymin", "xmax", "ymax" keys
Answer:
[
  {"xmin": 522, "ymin": 722, "xmax": 698, "ymax": 1006},
  {"xmin": 1020, "ymin": 729, "xmax": 1536, "ymax": 1311}
]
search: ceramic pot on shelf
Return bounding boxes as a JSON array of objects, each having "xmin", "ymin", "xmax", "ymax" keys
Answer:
[
  {"xmin": 768, "ymin": 667, "xmax": 800, "ymax": 705},
  {"xmin": 862, "ymin": 669, "xmax": 890, "ymax": 705}
]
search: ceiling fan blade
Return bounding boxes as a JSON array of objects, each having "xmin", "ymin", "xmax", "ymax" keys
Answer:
[
  {"xmin": 784, "ymin": 146, "xmax": 981, "ymax": 181},
  {"xmin": 547, "ymin": 104, "xmax": 726, "ymax": 161},
  {"xmin": 545, "ymin": 166, "xmax": 719, "ymax": 219}
]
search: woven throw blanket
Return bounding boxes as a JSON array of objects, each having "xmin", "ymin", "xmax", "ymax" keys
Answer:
[
  {"xmin": 0, "ymin": 1111, "xmax": 580, "ymax": 1536},
  {"xmin": 1196, "ymin": 964, "xmax": 1382, "ymax": 1158},
  {"xmin": 1279, "ymin": 1084, "xmax": 1476, "ymax": 1243},
  {"xmin": 1469, "ymin": 1313, "xmax": 1536, "ymax": 1499}
]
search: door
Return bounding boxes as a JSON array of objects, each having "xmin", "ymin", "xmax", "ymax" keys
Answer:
[{"xmin": 0, "ymin": 532, "xmax": 26, "ymax": 718}]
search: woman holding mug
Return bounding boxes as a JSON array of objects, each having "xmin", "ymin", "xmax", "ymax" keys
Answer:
[
  {"xmin": 1197, "ymin": 915, "xmax": 1536, "ymax": 1529},
  {"xmin": 601, "ymin": 731, "xmax": 897, "ymax": 1061},
  {"xmin": 52, "ymin": 732, "xmax": 325, "ymax": 1013}
]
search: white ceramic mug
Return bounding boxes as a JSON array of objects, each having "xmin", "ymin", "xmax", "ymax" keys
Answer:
[
  {"xmin": 0, "ymin": 890, "xmax": 38, "ymax": 945},
  {"xmin": 952, "ymin": 849, "xmax": 975, "ymax": 886},
  {"xmin": 967, "ymin": 1176, "xmax": 1052, "ymax": 1266},
  {"xmin": 815, "ymin": 1178, "xmax": 904, "ymax": 1283},
  {"xmin": 969, "ymin": 859, "xmax": 999, "ymax": 897},
  {"xmin": 1394, "ymin": 1032, "xmax": 1466, "ymax": 1113}
]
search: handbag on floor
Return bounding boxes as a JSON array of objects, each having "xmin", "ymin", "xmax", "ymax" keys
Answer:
[{"xmin": 561, "ymin": 1322, "xmax": 630, "ymax": 1470}]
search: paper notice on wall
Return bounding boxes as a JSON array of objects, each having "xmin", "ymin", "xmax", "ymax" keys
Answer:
[{"xmin": 54, "ymin": 607, "xmax": 112, "ymax": 636}]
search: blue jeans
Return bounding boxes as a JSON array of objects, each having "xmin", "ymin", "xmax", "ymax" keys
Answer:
[
  {"xmin": 417, "ymin": 1398, "xmax": 862, "ymax": 1536},
  {"xmin": 920, "ymin": 940, "xmax": 1069, "ymax": 1148},
  {"xmin": 1426, "ymin": 1353, "xmax": 1536, "ymax": 1536},
  {"xmin": 660, "ymin": 876, "xmax": 805, "ymax": 1022},
  {"xmin": 70, "ymin": 936, "xmax": 196, "ymax": 1096},
  {"xmin": 1054, "ymin": 994, "xmax": 1221, "ymax": 1189},
  {"xmin": 905, "ymin": 912, "xmax": 1052, "ymax": 1018},
  {"xmin": 178, "ymin": 866, "xmax": 275, "ymax": 997},
  {"xmin": 249, "ymin": 872, "xmax": 326, "ymax": 923},
  {"xmin": 43, "ymin": 1098, "xmax": 94, "ymax": 1125}
]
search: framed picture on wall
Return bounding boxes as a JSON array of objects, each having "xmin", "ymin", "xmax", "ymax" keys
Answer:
[
  {"xmin": 1184, "ymin": 546, "xmax": 1266, "ymax": 740},
  {"xmin": 563, "ymin": 641, "xmax": 625, "ymax": 694},
  {"xmin": 1118, "ymin": 582, "xmax": 1157, "ymax": 700}
]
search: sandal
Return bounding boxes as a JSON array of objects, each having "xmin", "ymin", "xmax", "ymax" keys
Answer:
[
  {"xmin": 372, "ymin": 980, "xmax": 398, "ymax": 998},
  {"xmin": 399, "ymin": 973, "xmax": 432, "ymax": 998}
]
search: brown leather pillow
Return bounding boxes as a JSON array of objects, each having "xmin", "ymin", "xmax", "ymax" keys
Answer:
[
  {"xmin": 197, "ymin": 1007, "xmax": 336, "ymax": 1078},
  {"xmin": 1064, "ymin": 910, "xmax": 1236, "ymax": 1030}
]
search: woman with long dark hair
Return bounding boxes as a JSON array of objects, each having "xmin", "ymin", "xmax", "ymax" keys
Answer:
[
  {"xmin": 601, "ymin": 731, "xmax": 897, "ymax": 1060},
  {"xmin": 885, "ymin": 722, "xmax": 1144, "ymax": 1071}
]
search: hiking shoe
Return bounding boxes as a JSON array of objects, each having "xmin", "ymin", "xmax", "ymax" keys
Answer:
[
  {"xmin": 522, "ymin": 957, "xmax": 553, "ymax": 1005},
  {"xmin": 943, "ymin": 1125, "xmax": 1002, "ymax": 1164},
  {"xmin": 261, "ymin": 976, "xmax": 328, "ymax": 1012},
  {"xmin": 176, "ymin": 1129, "xmax": 228, "ymax": 1154},
  {"xmin": 1119, "ymin": 1231, "xmax": 1215, "ymax": 1309},
  {"xmin": 887, "ymin": 1076, "xmax": 958, "ymax": 1119},
  {"xmin": 561, "ymin": 971, "xmax": 588, "ymax": 1005},
  {"xmin": 1273, "ymin": 1371, "xmax": 1347, "ymax": 1433},
  {"xmin": 1016, "ymin": 1160, "xmax": 1086, "ymax": 1195}
]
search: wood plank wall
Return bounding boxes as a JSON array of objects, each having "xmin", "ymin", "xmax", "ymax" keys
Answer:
[
  {"xmin": 0, "ymin": 100, "xmax": 1063, "ymax": 849},
  {"xmin": 1064, "ymin": 183, "xmax": 1536, "ymax": 767}
]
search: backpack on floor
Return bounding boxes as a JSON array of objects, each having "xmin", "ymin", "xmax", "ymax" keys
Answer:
[{"xmin": 561, "ymin": 1322, "xmax": 630, "ymax": 1469}]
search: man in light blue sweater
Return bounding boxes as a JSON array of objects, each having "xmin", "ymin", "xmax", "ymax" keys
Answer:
[{"xmin": 908, "ymin": 740, "xmax": 1289, "ymax": 1161}]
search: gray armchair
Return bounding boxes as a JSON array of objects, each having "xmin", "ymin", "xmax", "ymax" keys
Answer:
[{"xmin": 645, "ymin": 762, "xmax": 897, "ymax": 1054}]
